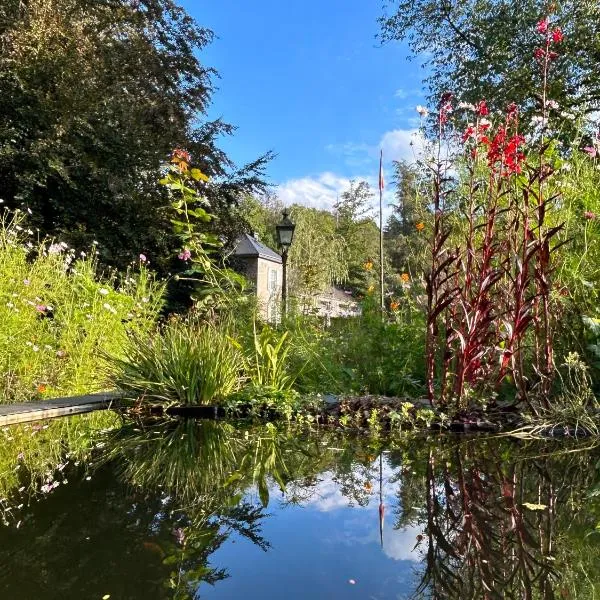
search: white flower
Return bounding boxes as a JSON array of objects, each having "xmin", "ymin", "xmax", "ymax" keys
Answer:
[
  {"xmin": 458, "ymin": 102, "xmax": 476, "ymax": 110},
  {"xmin": 99, "ymin": 288, "xmax": 109, "ymax": 296},
  {"xmin": 416, "ymin": 105, "xmax": 429, "ymax": 117},
  {"xmin": 103, "ymin": 303, "xmax": 117, "ymax": 314},
  {"xmin": 479, "ymin": 118, "xmax": 491, "ymax": 127},
  {"xmin": 546, "ymin": 99, "xmax": 559, "ymax": 109}
]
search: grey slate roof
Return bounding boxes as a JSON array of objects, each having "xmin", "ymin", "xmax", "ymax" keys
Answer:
[{"xmin": 233, "ymin": 233, "xmax": 282, "ymax": 264}]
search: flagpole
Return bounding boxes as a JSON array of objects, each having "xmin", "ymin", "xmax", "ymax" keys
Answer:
[
  {"xmin": 379, "ymin": 452, "xmax": 384, "ymax": 548},
  {"xmin": 379, "ymin": 150, "xmax": 385, "ymax": 314}
]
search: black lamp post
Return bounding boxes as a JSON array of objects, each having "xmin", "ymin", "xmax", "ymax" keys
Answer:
[{"xmin": 276, "ymin": 209, "xmax": 295, "ymax": 318}]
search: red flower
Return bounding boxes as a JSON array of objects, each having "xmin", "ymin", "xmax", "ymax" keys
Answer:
[
  {"xmin": 461, "ymin": 125, "xmax": 476, "ymax": 143},
  {"xmin": 534, "ymin": 47, "xmax": 545, "ymax": 60},
  {"xmin": 486, "ymin": 127, "xmax": 525, "ymax": 175},
  {"xmin": 551, "ymin": 27, "xmax": 564, "ymax": 43},
  {"xmin": 477, "ymin": 100, "xmax": 489, "ymax": 116},
  {"xmin": 584, "ymin": 211, "xmax": 597, "ymax": 220},
  {"xmin": 548, "ymin": 51, "xmax": 559, "ymax": 61},
  {"xmin": 506, "ymin": 103, "xmax": 519, "ymax": 121},
  {"xmin": 536, "ymin": 18, "xmax": 549, "ymax": 34}
]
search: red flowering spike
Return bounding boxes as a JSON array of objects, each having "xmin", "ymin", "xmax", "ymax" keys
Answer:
[
  {"xmin": 477, "ymin": 100, "xmax": 489, "ymax": 116},
  {"xmin": 551, "ymin": 27, "xmax": 564, "ymax": 43},
  {"xmin": 534, "ymin": 48, "xmax": 545, "ymax": 60},
  {"xmin": 536, "ymin": 18, "xmax": 549, "ymax": 34}
]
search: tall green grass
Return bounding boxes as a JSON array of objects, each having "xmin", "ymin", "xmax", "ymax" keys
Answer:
[
  {"xmin": 0, "ymin": 210, "xmax": 165, "ymax": 403},
  {"xmin": 112, "ymin": 318, "xmax": 245, "ymax": 405}
]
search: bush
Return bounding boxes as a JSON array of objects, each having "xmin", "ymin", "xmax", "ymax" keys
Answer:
[
  {"xmin": 112, "ymin": 317, "xmax": 244, "ymax": 405},
  {"xmin": 287, "ymin": 301, "xmax": 426, "ymax": 397},
  {"xmin": 0, "ymin": 211, "xmax": 164, "ymax": 403}
]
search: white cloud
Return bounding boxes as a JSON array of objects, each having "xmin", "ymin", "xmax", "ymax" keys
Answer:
[
  {"xmin": 277, "ymin": 172, "xmax": 352, "ymax": 211},
  {"xmin": 277, "ymin": 127, "xmax": 428, "ymax": 220},
  {"xmin": 379, "ymin": 129, "xmax": 425, "ymax": 163}
]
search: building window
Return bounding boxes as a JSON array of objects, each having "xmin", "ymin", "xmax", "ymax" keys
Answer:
[{"xmin": 268, "ymin": 268, "xmax": 278, "ymax": 293}]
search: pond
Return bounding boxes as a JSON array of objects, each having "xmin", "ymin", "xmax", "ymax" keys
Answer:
[{"xmin": 0, "ymin": 414, "xmax": 599, "ymax": 599}]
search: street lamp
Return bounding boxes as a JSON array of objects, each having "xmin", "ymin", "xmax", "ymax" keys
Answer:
[{"xmin": 276, "ymin": 208, "xmax": 295, "ymax": 318}]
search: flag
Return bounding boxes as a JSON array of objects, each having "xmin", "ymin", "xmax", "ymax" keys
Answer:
[{"xmin": 378, "ymin": 149, "xmax": 384, "ymax": 192}]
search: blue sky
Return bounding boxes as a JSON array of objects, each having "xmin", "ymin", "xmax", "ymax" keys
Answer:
[{"xmin": 181, "ymin": 0, "xmax": 427, "ymax": 211}]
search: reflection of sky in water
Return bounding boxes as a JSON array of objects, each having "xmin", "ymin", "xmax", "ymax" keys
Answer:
[{"xmin": 200, "ymin": 456, "xmax": 423, "ymax": 599}]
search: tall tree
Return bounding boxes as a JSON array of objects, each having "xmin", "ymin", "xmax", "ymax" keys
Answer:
[
  {"xmin": 379, "ymin": 0, "xmax": 598, "ymax": 122},
  {"xmin": 385, "ymin": 160, "xmax": 428, "ymax": 277},
  {"xmin": 0, "ymin": 0, "xmax": 271, "ymax": 271},
  {"xmin": 334, "ymin": 180, "xmax": 380, "ymax": 295}
]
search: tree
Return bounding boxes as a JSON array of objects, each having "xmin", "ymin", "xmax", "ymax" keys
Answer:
[
  {"xmin": 287, "ymin": 206, "xmax": 349, "ymax": 300},
  {"xmin": 334, "ymin": 180, "xmax": 380, "ymax": 295},
  {"xmin": 0, "ymin": 0, "xmax": 271, "ymax": 271},
  {"xmin": 385, "ymin": 160, "xmax": 428, "ymax": 277},
  {"xmin": 379, "ymin": 0, "xmax": 599, "ymax": 123}
]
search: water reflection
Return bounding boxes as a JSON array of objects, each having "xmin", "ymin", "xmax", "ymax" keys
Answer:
[{"xmin": 0, "ymin": 418, "xmax": 598, "ymax": 599}]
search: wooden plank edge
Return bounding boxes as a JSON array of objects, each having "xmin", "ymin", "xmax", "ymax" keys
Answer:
[{"xmin": 0, "ymin": 401, "xmax": 111, "ymax": 427}]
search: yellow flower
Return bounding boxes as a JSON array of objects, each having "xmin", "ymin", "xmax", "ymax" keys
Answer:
[
  {"xmin": 415, "ymin": 222, "xmax": 425, "ymax": 231},
  {"xmin": 390, "ymin": 300, "xmax": 400, "ymax": 311},
  {"xmin": 401, "ymin": 273, "xmax": 410, "ymax": 283},
  {"xmin": 367, "ymin": 285, "xmax": 375, "ymax": 294},
  {"xmin": 363, "ymin": 260, "xmax": 373, "ymax": 271}
]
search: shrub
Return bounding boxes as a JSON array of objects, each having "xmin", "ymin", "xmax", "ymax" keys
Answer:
[
  {"xmin": 0, "ymin": 210, "xmax": 164, "ymax": 403},
  {"xmin": 288, "ymin": 303, "xmax": 426, "ymax": 397},
  {"xmin": 112, "ymin": 317, "xmax": 244, "ymax": 405}
]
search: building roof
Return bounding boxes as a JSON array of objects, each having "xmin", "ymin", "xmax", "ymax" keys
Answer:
[
  {"xmin": 317, "ymin": 286, "xmax": 359, "ymax": 304},
  {"xmin": 233, "ymin": 233, "xmax": 282, "ymax": 264}
]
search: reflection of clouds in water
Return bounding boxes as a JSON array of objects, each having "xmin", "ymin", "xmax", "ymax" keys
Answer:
[
  {"xmin": 287, "ymin": 460, "xmax": 398, "ymax": 513},
  {"xmin": 278, "ymin": 459, "xmax": 423, "ymax": 564}
]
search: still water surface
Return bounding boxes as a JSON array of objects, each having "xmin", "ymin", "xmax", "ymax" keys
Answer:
[{"xmin": 0, "ymin": 415, "xmax": 599, "ymax": 599}]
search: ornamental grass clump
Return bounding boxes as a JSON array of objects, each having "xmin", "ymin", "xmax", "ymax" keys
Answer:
[{"xmin": 113, "ymin": 318, "xmax": 244, "ymax": 406}]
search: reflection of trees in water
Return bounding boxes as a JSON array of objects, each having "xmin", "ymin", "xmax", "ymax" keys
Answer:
[
  {"xmin": 400, "ymin": 438, "xmax": 600, "ymax": 600},
  {"xmin": 2, "ymin": 419, "xmax": 600, "ymax": 599}
]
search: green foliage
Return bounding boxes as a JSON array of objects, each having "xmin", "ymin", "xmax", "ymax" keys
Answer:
[
  {"xmin": 112, "ymin": 318, "xmax": 244, "ymax": 406},
  {"xmin": 384, "ymin": 160, "xmax": 429, "ymax": 280},
  {"xmin": 0, "ymin": 211, "xmax": 164, "ymax": 403},
  {"xmin": 0, "ymin": 0, "xmax": 271, "ymax": 271},
  {"xmin": 247, "ymin": 325, "xmax": 295, "ymax": 390},
  {"xmin": 225, "ymin": 386, "xmax": 310, "ymax": 421},
  {"xmin": 334, "ymin": 180, "xmax": 381, "ymax": 295},
  {"xmin": 160, "ymin": 158, "xmax": 248, "ymax": 313},
  {"xmin": 289, "ymin": 302, "xmax": 426, "ymax": 397},
  {"xmin": 287, "ymin": 205, "xmax": 349, "ymax": 299},
  {"xmin": 379, "ymin": 0, "xmax": 598, "ymax": 129}
]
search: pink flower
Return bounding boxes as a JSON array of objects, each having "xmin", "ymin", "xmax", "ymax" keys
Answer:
[
  {"xmin": 35, "ymin": 304, "xmax": 47, "ymax": 313},
  {"xmin": 23, "ymin": 279, "xmax": 30, "ymax": 286},
  {"xmin": 536, "ymin": 18, "xmax": 549, "ymax": 34},
  {"xmin": 551, "ymin": 27, "xmax": 564, "ymax": 43},
  {"xmin": 584, "ymin": 146, "xmax": 597, "ymax": 158},
  {"xmin": 584, "ymin": 211, "xmax": 597, "ymax": 220},
  {"xmin": 178, "ymin": 249, "xmax": 192, "ymax": 261},
  {"xmin": 139, "ymin": 254, "xmax": 147, "ymax": 263}
]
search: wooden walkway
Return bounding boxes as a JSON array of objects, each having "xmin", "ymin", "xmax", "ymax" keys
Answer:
[{"xmin": 0, "ymin": 392, "xmax": 122, "ymax": 427}]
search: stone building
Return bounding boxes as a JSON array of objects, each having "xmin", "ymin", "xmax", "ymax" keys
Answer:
[
  {"xmin": 232, "ymin": 233, "xmax": 282, "ymax": 321},
  {"xmin": 232, "ymin": 233, "xmax": 361, "ymax": 323}
]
